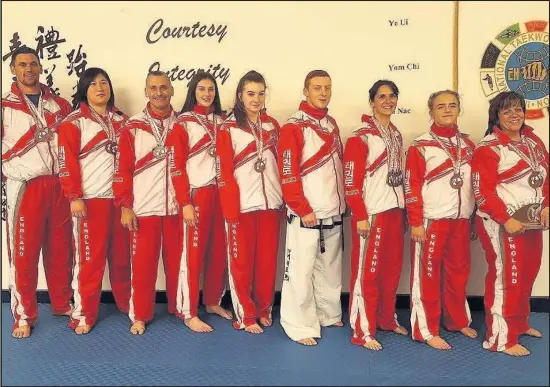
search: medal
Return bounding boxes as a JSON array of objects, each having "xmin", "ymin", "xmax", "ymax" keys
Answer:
[
  {"xmin": 190, "ymin": 111, "xmax": 218, "ymax": 158},
  {"xmin": 34, "ymin": 129, "xmax": 54, "ymax": 143},
  {"xmin": 430, "ymin": 131, "xmax": 464, "ymax": 190},
  {"xmin": 105, "ymin": 141, "xmax": 118, "ymax": 155},
  {"xmin": 450, "ymin": 173, "xmax": 464, "ymax": 189},
  {"xmin": 208, "ymin": 146, "xmax": 216, "ymax": 157},
  {"xmin": 372, "ymin": 118, "xmax": 403, "ymax": 187},
  {"xmin": 528, "ymin": 171, "xmax": 544, "ymax": 188},
  {"xmin": 153, "ymin": 145, "xmax": 167, "ymax": 160},
  {"xmin": 508, "ymin": 137, "xmax": 544, "ymax": 189},
  {"xmin": 144, "ymin": 107, "xmax": 175, "ymax": 161},
  {"xmin": 21, "ymin": 90, "xmax": 53, "ymax": 144},
  {"xmin": 248, "ymin": 115, "xmax": 266, "ymax": 174},
  {"xmin": 254, "ymin": 158, "xmax": 266, "ymax": 173},
  {"xmin": 89, "ymin": 106, "xmax": 118, "ymax": 156}
]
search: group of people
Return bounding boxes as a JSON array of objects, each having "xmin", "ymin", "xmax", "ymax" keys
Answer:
[{"xmin": 2, "ymin": 46, "xmax": 548, "ymax": 358}]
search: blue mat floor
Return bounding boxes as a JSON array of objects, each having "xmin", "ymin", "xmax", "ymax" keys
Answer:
[{"xmin": 2, "ymin": 303, "xmax": 548, "ymax": 386}]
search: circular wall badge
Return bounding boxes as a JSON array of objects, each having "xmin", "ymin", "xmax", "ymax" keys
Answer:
[{"xmin": 480, "ymin": 20, "xmax": 549, "ymax": 119}]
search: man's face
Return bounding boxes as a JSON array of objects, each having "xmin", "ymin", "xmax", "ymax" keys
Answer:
[
  {"xmin": 304, "ymin": 76, "xmax": 332, "ymax": 110},
  {"xmin": 145, "ymin": 75, "xmax": 173, "ymax": 111},
  {"xmin": 10, "ymin": 53, "xmax": 42, "ymax": 88}
]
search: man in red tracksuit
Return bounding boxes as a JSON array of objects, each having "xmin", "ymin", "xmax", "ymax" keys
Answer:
[
  {"xmin": 113, "ymin": 71, "xmax": 181, "ymax": 335},
  {"xmin": 2, "ymin": 47, "xmax": 73, "ymax": 338},
  {"xmin": 405, "ymin": 90, "xmax": 477, "ymax": 350}
]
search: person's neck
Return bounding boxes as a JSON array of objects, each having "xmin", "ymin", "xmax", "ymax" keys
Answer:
[
  {"xmin": 246, "ymin": 110, "xmax": 259, "ymax": 123},
  {"xmin": 373, "ymin": 112, "xmax": 391, "ymax": 127},
  {"xmin": 502, "ymin": 127, "xmax": 521, "ymax": 141},
  {"xmin": 18, "ymin": 81, "xmax": 41, "ymax": 95},
  {"xmin": 90, "ymin": 103, "xmax": 108, "ymax": 117},
  {"xmin": 150, "ymin": 103, "xmax": 171, "ymax": 118}
]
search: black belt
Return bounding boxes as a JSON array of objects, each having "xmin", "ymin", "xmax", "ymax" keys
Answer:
[{"xmin": 287, "ymin": 214, "xmax": 345, "ymax": 253}]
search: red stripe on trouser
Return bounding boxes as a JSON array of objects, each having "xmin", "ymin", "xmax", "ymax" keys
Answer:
[
  {"xmin": 129, "ymin": 215, "xmax": 182, "ymax": 322},
  {"xmin": 349, "ymin": 208, "xmax": 404, "ymax": 346},
  {"xmin": 410, "ymin": 218, "xmax": 471, "ymax": 342},
  {"xmin": 9, "ymin": 176, "xmax": 73, "ymax": 330},
  {"xmin": 227, "ymin": 210, "xmax": 281, "ymax": 328},
  {"xmin": 69, "ymin": 199, "xmax": 131, "ymax": 328},
  {"xmin": 476, "ymin": 216, "xmax": 543, "ymax": 351},
  {"xmin": 176, "ymin": 185, "xmax": 227, "ymax": 319}
]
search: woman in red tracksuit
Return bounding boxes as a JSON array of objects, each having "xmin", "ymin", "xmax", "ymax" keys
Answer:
[
  {"xmin": 170, "ymin": 71, "xmax": 232, "ymax": 333},
  {"xmin": 343, "ymin": 80, "xmax": 408, "ymax": 351},
  {"xmin": 57, "ymin": 67, "xmax": 131, "ymax": 334},
  {"xmin": 216, "ymin": 70, "xmax": 283, "ymax": 334},
  {"xmin": 472, "ymin": 91, "xmax": 549, "ymax": 357},
  {"xmin": 404, "ymin": 90, "xmax": 478, "ymax": 350}
]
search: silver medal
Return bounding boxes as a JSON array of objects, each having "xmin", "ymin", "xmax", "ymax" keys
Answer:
[
  {"xmin": 450, "ymin": 173, "xmax": 464, "ymax": 189},
  {"xmin": 528, "ymin": 171, "xmax": 544, "ymax": 188},
  {"xmin": 208, "ymin": 146, "xmax": 216, "ymax": 157},
  {"xmin": 153, "ymin": 145, "xmax": 167, "ymax": 160},
  {"xmin": 105, "ymin": 141, "xmax": 118, "ymax": 155},
  {"xmin": 254, "ymin": 158, "xmax": 266, "ymax": 173}
]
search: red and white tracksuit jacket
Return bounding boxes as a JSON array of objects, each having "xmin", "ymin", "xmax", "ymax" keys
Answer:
[
  {"xmin": 472, "ymin": 125, "xmax": 549, "ymax": 352},
  {"xmin": 343, "ymin": 114, "xmax": 406, "ymax": 345},
  {"xmin": 2, "ymin": 82, "xmax": 73, "ymax": 330},
  {"xmin": 113, "ymin": 104, "xmax": 181, "ymax": 323},
  {"xmin": 405, "ymin": 124, "xmax": 475, "ymax": 342},
  {"xmin": 57, "ymin": 102, "xmax": 131, "ymax": 328},
  {"xmin": 170, "ymin": 104, "xmax": 227, "ymax": 320},
  {"xmin": 216, "ymin": 110, "xmax": 283, "ymax": 329},
  {"xmin": 278, "ymin": 101, "xmax": 345, "ymax": 341}
]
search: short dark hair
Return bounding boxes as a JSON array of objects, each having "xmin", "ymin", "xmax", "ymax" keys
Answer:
[
  {"xmin": 368, "ymin": 80, "xmax": 399, "ymax": 102},
  {"xmin": 73, "ymin": 67, "xmax": 115, "ymax": 110},
  {"xmin": 180, "ymin": 70, "xmax": 223, "ymax": 116},
  {"xmin": 485, "ymin": 91, "xmax": 526, "ymax": 136},
  {"xmin": 10, "ymin": 46, "xmax": 41, "ymax": 66},
  {"xmin": 304, "ymin": 70, "xmax": 331, "ymax": 89}
]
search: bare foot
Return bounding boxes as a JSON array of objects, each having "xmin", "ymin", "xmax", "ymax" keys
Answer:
[
  {"xmin": 75, "ymin": 325, "xmax": 91, "ymax": 335},
  {"xmin": 523, "ymin": 328, "xmax": 542, "ymax": 338},
  {"xmin": 330, "ymin": 321, "xmax": 344, "ymax": 327},
  {"xmin": 503, "ymin": 344, "xmax": 531, "ymax": 357},
  {"xmin": 244, "ymin": 323, "xmax": 264, "ymax": 334},
  {"xmin": 297, "ymin": 338, "xmax": 317, "ymax": 346},
  {"xmin": 259, "ymin": 317, "xmax": 272, "ymax": 327},
  {"xmin": 426, "ymin": 336, "xmax": 452, "ymax": 350},
  {"xmin": 205, "ymin": 305, "xmax": 233, "ymax": 320},
  {"xmin": 12, "ymin": 326, "xmax": 31, "ymax": 339},
  {"xmin": 394, "ymin": 326, "xmax": 408, "ymax": 336},
  {"xmin": 130, "ymin": 321, "xmax": 146, "ymax": 335},
  {"xmin": 184, "ymin": 317, "xmax": 213, "ymax": 333},
  {"xmin": 363, "ymin": 339, "xmax": 383, "ymax": 351},
  {"xmin": 460, "ymin": 327, "xmax": 478, "ymax": 339}
]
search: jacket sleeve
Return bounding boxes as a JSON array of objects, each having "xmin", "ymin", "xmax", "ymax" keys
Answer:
[
  {"xmin": 57, "ymin": 121, "xmax": 83, "ymax": 200},
  {"xmin": 278, "ymin": 123, "xmax": 313, "ymax": 217},
  {"xmin": 404, "ymin": 145, "xmax": 426, "ymax": 227},
  {"xmin": 113, "ymin": 127, "xmax": 135, "ymax": 209},
  {"xmin": 170, "ymin": 122, "xmax": 192, "ymax": 207},
  {"xmin": 471, "ymin": 145, "xmax": 510, "ymax": 225},
  {"xmin": 343, "ymin": 136, "xmax": 368, "ymax": 221},
  {"xmin": 216, "ymin": 127, "xmax": 240, "ymax": 222}
]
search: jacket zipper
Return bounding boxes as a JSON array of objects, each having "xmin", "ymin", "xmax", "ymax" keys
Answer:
[
  {"xmin": 260, "ymin": 170, "xmax": 269, "ymax": 210},
  {"xmin": 457, "ymin": 186, "xmax": 462, "ymax": 219}
]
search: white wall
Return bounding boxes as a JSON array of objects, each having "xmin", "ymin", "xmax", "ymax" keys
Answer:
[{"xmin": 1, "ymin": 1, "xmax": 548, "ymax": 296}]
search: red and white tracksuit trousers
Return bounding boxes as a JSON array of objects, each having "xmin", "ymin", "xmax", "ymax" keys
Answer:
[
  {"xmin": 175, "ymin": 185, "xmax": 227, "ymax": 320},
  {"xmin": 69, "ymin": 199, "xmax": 131, "ymax": 329},
  {"xmin": 349, "ymin": 208, "xmax": 404, "ymax": 345},
  {"xmin": 4, "ymin": 175, "xmax": 73, "ymax": 330},
  {"xmin": 476, "ymin": 215, "xmax": 543, "ymax": 352},
  {"xmin": 410, "ymin": 218, "xmax": 472, "ymax": 342},
  {"xmin": 128, "ymin": 215, "xmax": 182, "ymax": 323},
  {"xmin": 226, "ymin": 209, "xmax": 281, "ymax": 329}
]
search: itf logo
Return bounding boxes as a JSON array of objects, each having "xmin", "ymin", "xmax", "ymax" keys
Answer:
[{"xmin": 480, "ymin": 20, "xmax": 549, "ymax": 120}]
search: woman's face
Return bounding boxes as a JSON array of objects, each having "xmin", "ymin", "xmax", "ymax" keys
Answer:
[
  {"xmin": 240, "ymin": 81, "xmax": 265, "ymax": 116},
  {"xmin": 195, "ymin": 78, "xmax": 216, "ymax": 108},
  {"xmin": 371, "ymin": 84, "xmax": 397, "ymax": 118},
  {"xmin": 430, "ymin": 93, "xmax": 459, "ymax": 127},
  {"xmin": 498, "ymin": 102, "xmax": 525, "ymax": 134},
  {"xmin": 87, "ymin": 73, "xmax": 111, "ymax": 107}
]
